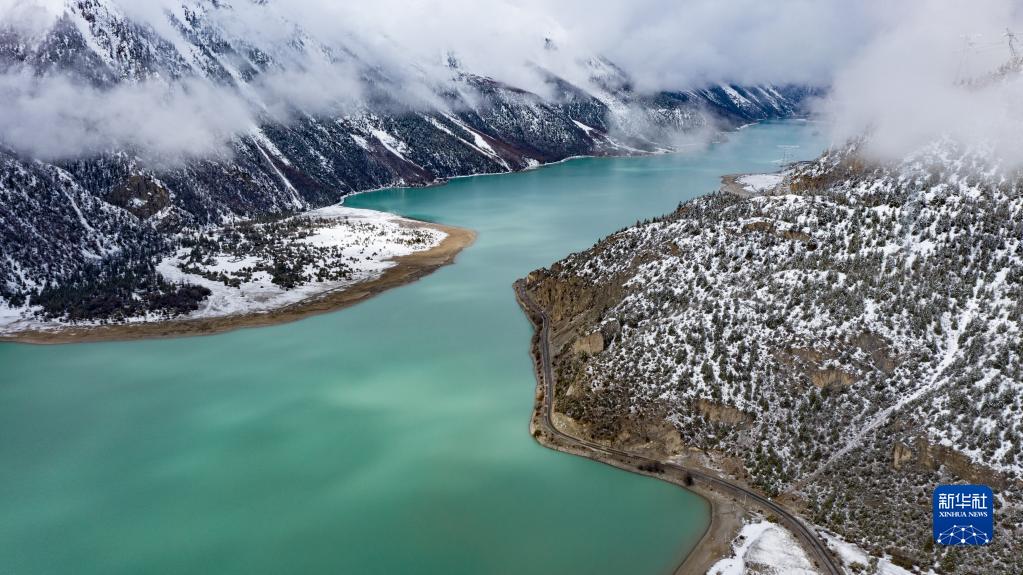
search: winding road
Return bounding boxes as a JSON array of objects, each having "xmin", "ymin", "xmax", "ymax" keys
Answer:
[{"xmin": 514, "ymin": 280, "xmax": 843, "ymax": 575}]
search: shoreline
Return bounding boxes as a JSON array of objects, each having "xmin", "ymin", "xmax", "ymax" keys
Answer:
[
  {"xmin": 340, "ymin": 116, "xmax": 824, "ymax": 203},
  {"xmin": 0, "ymin": 222, "xmax": 475, "ymax": 346},
  {"xmin": 513, "ymin": 279, "xmax": 841, "ymax": 575},
  {"xmin": 513, "ymin": 281, "xmax": 741, "ymax": 574},
  {"xmin": 526, "ymin": 396, "xmax": 747, "ymax": 575},
  {"xmin": 0, "ymin": 120, "xmax": 786, "ymax": 345},
  {"xmin": 0, "ymin": 117, "xmax": 812, "ymax": 346}
]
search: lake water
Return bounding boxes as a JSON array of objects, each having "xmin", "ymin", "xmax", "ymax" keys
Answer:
[{"xmin": 0, "ymin": 121, "xmax": 829, "ymax": 575}]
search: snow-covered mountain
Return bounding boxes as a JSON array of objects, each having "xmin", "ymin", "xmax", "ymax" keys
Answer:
[
  {"xmin": 0, "ymin": 0, "xmax": 812, "ymax": 321},
  {"xmin": 521, "ymin": 139, "xmax": 1021, "ymax": 573}
]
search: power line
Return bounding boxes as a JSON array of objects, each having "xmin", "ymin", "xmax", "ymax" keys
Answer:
[
  {"xmin": 953, "ymin": 29, "xmax": 1020, "ymax": 84},
  {"xmin": 777, "ymin": 144, "xmax": 799, "ymax": 165},
  {"xmin": 956, "ymin": 34, "xmax": 979, "ymax": 82}
]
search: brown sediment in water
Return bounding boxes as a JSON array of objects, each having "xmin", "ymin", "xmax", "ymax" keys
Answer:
[{"xmin": 1, "ymin": 222, "xmax": 475, "ymax": 346}]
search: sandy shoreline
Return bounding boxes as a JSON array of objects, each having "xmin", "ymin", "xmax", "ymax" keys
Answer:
[{"xmin": 1, "ymin": 222, "xmax": 475, "ymax": 346}]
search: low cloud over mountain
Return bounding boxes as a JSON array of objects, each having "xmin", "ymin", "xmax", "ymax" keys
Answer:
[
  {"xmin": 3, "ymin": 0, "xmax": 1022, "ymax": 164},
  {"xmin": 0, "ymin": 0, "xmax": 881, "ymax": 160}
]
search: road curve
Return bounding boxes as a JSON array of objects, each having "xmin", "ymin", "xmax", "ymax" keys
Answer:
[{"xmin": 514, "ymin": 280, "xmax": 843, "ymax": 575}]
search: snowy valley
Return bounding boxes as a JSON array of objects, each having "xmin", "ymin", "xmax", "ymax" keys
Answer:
[
  {"xmin": 0, "ymin": 0, "xmax": 810, "ymax": 331},
  {"xmin": 0, "ymin": 205, "xmax": 447, "ymax": 334}
]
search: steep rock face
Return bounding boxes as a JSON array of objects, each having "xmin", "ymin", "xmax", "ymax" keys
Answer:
[
  {"xmin": 523, "ymin": 140, "xmax": 1022, "ymax": 574},
  {"xmin": 0, "ymin": 1, "xmax": 811, "ymax": 315}
]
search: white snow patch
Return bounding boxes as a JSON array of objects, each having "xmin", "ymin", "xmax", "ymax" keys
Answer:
[
  {"xmin": 351, "ymin": 134, "xmax": 371, "ymax": 151},
  {"xmin": 738, "ymin": 174, "xmax": 783, "ymax": 194},
  {"xmin": 0, "ymin": 207, "xmax": 447, "ymax": 335},
  {"xmin": 370, "ymin": 129, "xmax": 412, "ymax": 162},
  {"xmin": 720, "ymin": 84, "xmax": 751, "ymax": 107},
  {"xmin": 155, "ymin": 206, "xmax": 444, "ymax": 320},
  {"xmin": 707, "ymin": 521, "xmax": 818, "ymax": 575},
  {"xmin": 822, "ymin": 532, "xmax": 915, "ymax": 575},
  {"xmin": 425, "ymin": 115, "xmax": 510, "ymax": 170},
  {"xmin": 572, "ymin": 120, "xmax": 596, "ymax": 135}
]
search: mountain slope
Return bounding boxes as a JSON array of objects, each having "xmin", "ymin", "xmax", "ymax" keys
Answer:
[
  {"xmin": 0, "ymin": 0, "xmax": 811, "ymax": 322},
  {"xmin": 521, "ymin": 140, "xmax": 1022, "ymax": 573}
]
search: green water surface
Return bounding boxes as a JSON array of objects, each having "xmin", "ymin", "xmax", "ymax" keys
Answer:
[{"xmin": 0, "ymin": 121, "xmax": 828, "ymax": 575}]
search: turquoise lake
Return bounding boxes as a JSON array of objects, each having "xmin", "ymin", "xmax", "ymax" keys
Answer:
[{"xmin": 0, "ymin": 121, "xmax": 829, "ymax": 575}]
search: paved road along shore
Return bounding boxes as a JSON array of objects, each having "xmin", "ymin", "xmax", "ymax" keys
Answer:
[{"xmin": 514, "ymin": 279, "xmax": 842, "ymax": 575}]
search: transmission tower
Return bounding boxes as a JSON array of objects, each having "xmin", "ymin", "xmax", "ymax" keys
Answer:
[
  {"xmin": 777, "ymin": 145, "xmax": 799, "ymax": 166},
  {"xmin": 1006, "ymin": 28, "xmax": 1018, "ymax": 58},
  {"xmin": 956, "ymin": 34, "xmax": 978, "ymax": 82}
]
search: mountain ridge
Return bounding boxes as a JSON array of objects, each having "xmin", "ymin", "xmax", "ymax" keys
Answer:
[
  {"xmin": 0, "ymin": 0, "xmax": 816, "ymax": 322},
  {"xmin": 520, "ymin": 138, "xmax": 1022, "ymax": 574}
]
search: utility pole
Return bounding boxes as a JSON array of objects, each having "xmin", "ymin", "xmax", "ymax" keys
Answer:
[
  {"xmin": 956, "ymin": 35, "xmax": 977, "ymax": 83},
  {"xmin": 777, "ymin": 145, "xmax": 799, "ymax": 166}
]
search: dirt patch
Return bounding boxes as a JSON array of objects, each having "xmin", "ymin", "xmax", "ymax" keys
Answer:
[
  {"xmin": 893, "ymin": 436, "xmax": 1015, "ymax": 490},
  {"xmin": 572, "ymin": 331, "xmax": 605, "ymax": 355},
  {"xmin": 696, "ymin": 399, "xmax": 752, "ymax": 427},
  {"xmin": 675, "ymin": 496, "xmax": 746, "ymax": 575}
]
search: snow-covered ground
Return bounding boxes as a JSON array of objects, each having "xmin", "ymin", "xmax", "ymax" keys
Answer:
[
  {"xmin": 530, "ymin": 138, "xmax": 1022, "ymax": 572},
  {"xmin": 156, "ymin": 205, "xmax": 445, "ymax": 319},
  {"xmin": 737, "ymin": 173, "xmax": 783, "ymax": 193},
  {"xmin": 707, "ymin": 521, "xmax": 817, "ymax": 575},
  {"xmin": 822, "ymin": 532, "xmax": 916, "ymax": 575},
  {"xmin": 0, "ymin": 206, "xmax": 446, "ymax": 334},
  {"xmin": 706, "ymin": 520, "xmax": 919, "ymax": 575}
]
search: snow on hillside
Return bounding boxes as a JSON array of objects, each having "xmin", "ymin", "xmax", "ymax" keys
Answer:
[
  {"xmin": 736, "ymin": 173, "xmax": 783, "ymax": 193},
  {"xmin": 154, "ymin": 206, "xmax": 444, "ymax": 320},
  {"xmin": 821, "ymin": 532, "xmax": 915, "ymax": 575},
  {"xmin": 0, "ymin": 206, "xmax": 444, "ymax": 334},
  {"xmin": 707, "ymin": 521, "xmax": 817, "ymax": 575},
  {"xmin": 524, "ymin": 139, "xmax": 1022, "ymax": 574},
  {"xmin": 0, "ymin": 0, "xmax": 812, "ymax": 323}
]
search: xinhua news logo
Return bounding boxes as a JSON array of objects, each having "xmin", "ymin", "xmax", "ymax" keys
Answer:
[{"xmin": 933, "ymin": 484, "xmax": 994, "ymax": 546}]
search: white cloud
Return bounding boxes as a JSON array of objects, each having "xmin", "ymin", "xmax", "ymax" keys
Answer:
[
  {"xmin": 0, "ymin": 72, "xmax": 253, "ymax": 161},
  {"xmin": 821, "ymin": 0, "xmax": 1023, "ymax": 164},
  {"xmin": 2, "ymin": 0, "xmax": 1023, "ymax": 164},
  {"xmin": 0, "ymin": 0, "xmax": 63, "ymax": 38}
]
